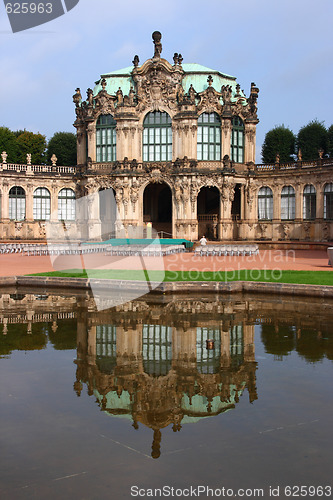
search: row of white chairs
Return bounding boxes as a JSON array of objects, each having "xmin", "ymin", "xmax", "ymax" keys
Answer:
[
  {"xmin": 194, "ymin": 244, "xmax": 259, "ymax": 256},
  {"xmin": 104, "ymin": 244, "xmax": 185, "ymax": 256},
  {"xmin": 0, "ymin": 242, "xmax": 186, "ymax": 257}
]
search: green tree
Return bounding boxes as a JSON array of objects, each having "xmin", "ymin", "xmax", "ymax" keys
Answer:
[
  {"xmin": 297, "ymin": 120, "xmax": 328, "ymax": 161},
  {"xmin": 16, "ymin": 131, "xmax": 47, "ymax": 164},
  {"xmin": 261, "ymin": 125, "xmax": 296, "ymax": 164},
  {"xmin": 47, "ymin": 132, "xmax": 77, "ymax": 166},
  {"xmin": 327, "ymin": 124, "xmax": 333, "ymax": 158},
  {"xmin": 0, "ymin": 126, "xmax": 19, "ymax": 163}
]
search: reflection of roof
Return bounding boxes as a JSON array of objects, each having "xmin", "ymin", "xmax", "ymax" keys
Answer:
[
  {"xmin": 93, "ymin": 62, "xmax": 242, "ymax": 99},
  {"xmin": 93, "ymin": 382, "xmax": 246, "ymax": 427}
]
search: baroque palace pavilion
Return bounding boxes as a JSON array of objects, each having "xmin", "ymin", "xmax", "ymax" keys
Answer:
[{"xmin": 0, "ymin": 32, "xmax": 332, "ymax": 242}]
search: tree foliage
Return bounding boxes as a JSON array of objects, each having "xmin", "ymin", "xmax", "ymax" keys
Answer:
[
  {"xmin": 16, "ymin": 131, "xmax": 47, "ymax": 165},
  {"xmin": 0, "ymin": 126, "xmax": 19, "ymax": 162},
  {"xmin": 47, "ymin": 132, "xmax": 77, "ymax": 166},
  {"xmin": 327, "ymin": 124, "xmax": 333, "ymax": 158},
  {"xmin": 261, "ymin": 125, "xmax": 296, "ymax": 164},
  {"xmin": 297, "ymin": 120, "xmax": 328, "ymax": 161}
]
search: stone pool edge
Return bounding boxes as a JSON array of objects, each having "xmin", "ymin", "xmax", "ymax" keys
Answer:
[{"xmin": 0, "ymin": 276, "xmax": 332, "ymax": 298}]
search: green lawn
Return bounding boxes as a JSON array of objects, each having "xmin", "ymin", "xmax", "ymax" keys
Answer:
[{"xmin": 29, "ymin": 269, "xmax": 333, "ymax": 286}]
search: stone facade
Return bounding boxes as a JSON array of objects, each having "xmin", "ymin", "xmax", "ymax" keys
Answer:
[{"xmin": 0, "ymin": 32, "xmax": 332, "ymax": 242}]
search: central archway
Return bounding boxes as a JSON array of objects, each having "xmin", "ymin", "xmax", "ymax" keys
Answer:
[
  {"xmin": 197, "ymin": 186, "xmax": 220, "ymax": 240},
  {"xmin": 143, "ymin": 182, "xmax": 172, "ymax": 237}
]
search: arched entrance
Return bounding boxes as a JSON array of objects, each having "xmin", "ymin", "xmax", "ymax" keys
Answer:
[
  {"xmin": 99, "ymin": 187, "xmax": 117, "ymax": 239},
  {"xmin": 197, "ymin": 187, "xmax": 220, "ymax": 240},
  {"xmin": 231, "ymin": 184, "xmax": 242, "ymax": 240},
  {"xmin": 143, "ymin": 182, "xmax": 172, "ymax": 237}
]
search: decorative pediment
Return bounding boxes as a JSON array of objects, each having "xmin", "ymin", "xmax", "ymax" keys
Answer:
[
  {"xmin": 94, "ymin": 90, "xmax": 116, "ymax": 117},
  {"xmin": 197, "ymin": 77, "xmax": 222, "ymax": 114},
  {"xmin": 133, "ymin": 61, "xmax": 184, "ymax": 113}
]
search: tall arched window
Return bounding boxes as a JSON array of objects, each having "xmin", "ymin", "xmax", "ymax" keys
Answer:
[
  {"xmin": 96, "ymin": 114, "xmax": 116, "ymax": 162},
  {"xmin": 58, "ymin": 188, "xmax": 75, "ymax": 221},
  {"xmin": 231, "ymin": 116, "xmax": 244, "ymax": 163},
  {"xmin": 9, "ymin": 186, "xmax": 26, "ymax": 220},
  {"xmin": 281, "ymin": 186, "xmax": 295, "ymax": 220},
  {"xmin": 258, "ymin": 186, "xmax": 273, "ymax": 220},
  {"xmin": 142, "ymin": 324, "xmax": 172, "ymax": 377},
  {"xmin": 33, "ymin": 188, "xmax": 51, "ymax": 220},
  {"xmin": 143, "ymin": 111, "xmax": 172, "ymax": 161},
  {"xmin": 197, "ymin": 112, "xmax": 221, "ymax": 161},
  {"xmin": 303, "ymin": 185, "xmax": 316, "ymax": 220},
  {"xmin": 324, "ymin": 183, "xmax": 333, "ymax": 220}
]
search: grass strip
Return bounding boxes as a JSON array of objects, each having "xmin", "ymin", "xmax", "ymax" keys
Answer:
[{"xmin": 28, "ymin": 269, "xmax": 333, "ymax": 286}]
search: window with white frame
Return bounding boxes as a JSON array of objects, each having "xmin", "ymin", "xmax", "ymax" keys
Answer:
[
  {"xmin": 258, "ymin": 186, "xmax": 273, "ymax": 220},
  {"xmin": 142, "ymin": 324, "xmax": 172, "ymax": 376},
  {"xmin": 303, "ymin": 185, "xmax": 316, "ymax": 220},
  {"xmin": 96, "ymin": 114, "xmax": 116, "ymax": 162},
  {"xmin": 231, "ymin": 116, "xmax": 244, "ymax": 163},
  {"xmin": 33, "ymin": 188, "xmax": 51, "ymax": 220},
  {"xmin": 143, "ymin": 111, "xmax": 172, "ymax": 162},
  {"xmin": 324, "ymin": 183, "xmax": 333, "ymax": 220},
  {"xmin": 58, "ymin": 188, "xmax": 75, "ymax": 221},
  {"xmin": 281, "ymin": 186, "xmax": 295, "ymax": 220},
  {"xmin": 197, "ymin": 112, "xmax": 221, "ymax": 161},
  {"xmin": 9, "ymin": 186, "xmax": 26, "ymax": 220}
]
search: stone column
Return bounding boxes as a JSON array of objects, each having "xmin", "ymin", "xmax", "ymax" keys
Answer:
[
  {"xmin": 1, "ymin": 183, "xmax": 9, "ymax": 220},
  {"xmin": 76, "ymin": 126, "xmax": 87, "ymax": 165},
  {"xmin": 221, "ymin": 118, "xmax": 232, "ymax": 158},
  {"xmin": 273, "ymin": 186, "xmax": 281, "ymax": 221},
  {"xmin": 244, "ymin": 123, "xmax": 256, "ymax": 164},
  {"xmin": 50, "ymin": 185, "xmax": 58, "ymax": 222},
  {"xmin": 26, "ymin": 184, "xmax": 34, "ymax": 221},
  {"xmin": 294, "ymin": 183, "xmax": 303, "ymax": 220},
  {"xmin": 316, "ymin": 184, "xmax": 324, "ymax": 219},
  {"xmin": 86, "ymin": 122, "xmax": 96, "ymax": 162}
]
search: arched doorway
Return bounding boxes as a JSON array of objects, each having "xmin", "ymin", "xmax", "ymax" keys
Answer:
[
  {"xmin": 143, "ymin": 182, "xmax": 172, "ymax": 237},
  {"xmin": 197, "ymin": 187, "xmax": 220, "ymax": 240},
  {"xmin": 231, "ymin": 184, "xmax": 242, "ymax": 240},
  {"xmin": 99, "ymin": 187, "xmax": 117, "ymax": 239}
]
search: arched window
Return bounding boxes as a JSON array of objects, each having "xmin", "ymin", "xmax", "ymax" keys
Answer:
[
  {"xmin": 143, "ymin": 111, "xmax": 172, "ymax": 162},
  {"xmin": 96, "ymin": 114, "xmax": 116, "ymax": 162},
  {"xmin": 324, "ymin": 183, "xmax": 333, "ymax": 220},
  {"xmin": 231, "ymin": 116, "xmax": 244, "ymax": 163},
  {"xmin": 281, "ymin": 186, "xmax": 295, "ymax": 220},
  {"xmin": 258, "ymin": 187, "xmax": 273, "ymax": 220},
  {"xmin": 303, "ymin": 185, "xmax": 316, "ymax": 220},
  {"xmin": 33, "ymin": 188, "xmax": 51, "ymax": 220},
  {"xmin": 197, "ymin": 112, "xmax": 221, "ymax": 161},
  {"xmin": 9, "ymin": 186, "xmax": 26, "ymax": 220},
  {"xmin": 58, "ymin": 188, "xmax": 75, "ymax": 221}
]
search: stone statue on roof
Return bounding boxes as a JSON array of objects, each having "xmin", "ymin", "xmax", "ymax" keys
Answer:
[{"xmin": 152, "ymin": 31, "xmax": 162, "ymax": 58}]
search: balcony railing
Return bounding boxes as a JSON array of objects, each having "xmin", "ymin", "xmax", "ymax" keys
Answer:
[{"xmin": 0, "ymin": 163, "xmax": 77, "ymax": 175}]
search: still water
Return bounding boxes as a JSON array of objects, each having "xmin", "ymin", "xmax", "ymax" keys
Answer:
[{"xmin": 0, "ymin": 289, "xmax": 332, "ymax": 500}]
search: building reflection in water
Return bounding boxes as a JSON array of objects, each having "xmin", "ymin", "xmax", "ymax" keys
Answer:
[
  {"xmin": 1, "ymin": 289, "xmax": 333, "ymax": 458},
  {"xmin": 74, "ymin": 300, "xmax": 257, "ymax": 458}
]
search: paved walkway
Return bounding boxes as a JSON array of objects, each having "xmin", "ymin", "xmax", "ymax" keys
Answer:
[{"xmin": 0, "ymin": 249, "xmax": 331, "ymax": 277}]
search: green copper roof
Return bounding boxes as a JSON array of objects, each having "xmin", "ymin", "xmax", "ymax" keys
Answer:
[{"xmin": 93, "ymin": 62, "xmax": 243, "ymax": 99}]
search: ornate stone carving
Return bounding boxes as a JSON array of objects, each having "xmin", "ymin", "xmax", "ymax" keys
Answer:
[
  {"xmin": 1, "ymin": 151, "xmax": 7, "ymax": 164},
  {"xmin": 197, "ymin": 84, "xmax": 222, "ymax": 114},
  {"xmin": 135, "ymin": 64, "xmax": 182, "ymax": 112},
  {"xmin": 51, "ymin": 154, "xmax": 57, "ymax": 167},
  {"xmin": 152, "ymin": 31, "xmax": 162, "ymax": 58}
]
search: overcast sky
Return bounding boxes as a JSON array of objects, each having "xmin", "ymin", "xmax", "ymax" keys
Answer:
[{"xmin": 0, "ymin": 0, "xmax": 332, "ymax": 163}]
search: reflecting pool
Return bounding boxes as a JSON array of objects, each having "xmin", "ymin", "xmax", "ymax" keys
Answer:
[{"xmin": 0, "ymin": 289, "xmax": 332, "ymax": 499}]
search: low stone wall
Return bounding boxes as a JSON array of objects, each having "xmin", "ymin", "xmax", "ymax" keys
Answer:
[{"xmin": 0, "ymin": 276, "xmax": 332, "ymax": 298}]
